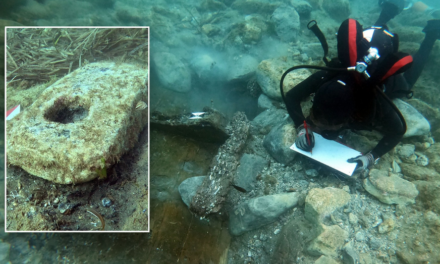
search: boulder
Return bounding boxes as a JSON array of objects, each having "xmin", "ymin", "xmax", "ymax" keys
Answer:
[
  {"xmin": 400, "ymin": 163, "xmax": 440, "ymax": 181},
  {"xmin": 272, "ymin": 5, "xmax": 300, "ymax": 42},
  {"xmin": 363, "ymin": 169, "xmax": 419, "ymax": 205},
  {"xmin": 251, "ymin": 108, "xmax": 286, "ymax": 133},
  {"xmin": 7, "ymin": 62, "xmax": 148, "ymax": 184},
  {"xmin": 256, "ymin": 57, "xmax": 311, "ymax": 100},
  {"xmin": 227, "ymin": 55, "xmax": 259, "ymax": 82},
  {"xmin": 305, "ymin": 187, "xmax": 351, "ymax": 225},
  {"xmin": 229, "ymin": 192, "xmax": 301, "ymax": 236},
  {"xmin": 263, "ymin": 122, "xmax": 297, "ymax": 164},
  {"xmin": 291, "ymin": 1, "xmax": 312, "ymax": 18},
  {"xmin": 178, "ymin": 176, "xmax": 206, "ymax": 208},
  {"xmin": 393, "ymin": 99, "xmax": 431, "ymax": 138},
  {"xmin": 307, "ymin": 224, "xmax": 349, "ymax": 257},
  {"xmin": 257, "ymin": 94, "xmax": 275, "ymax": 110},
  {"xmin": 234, "ymin": 154, "xmax": 268, "ymax": 192},
  {"xmin": 152, "ymin": 52, "xmax": 191, "ymax": 92},
  {"xmin": 190, "ymin": 53, "xmax": 218, "ymax": 81}
]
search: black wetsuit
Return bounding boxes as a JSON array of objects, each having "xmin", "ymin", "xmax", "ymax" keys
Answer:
[{"xmin": 285, "ymin": 20, "xmax": 438, "ymax": 158}]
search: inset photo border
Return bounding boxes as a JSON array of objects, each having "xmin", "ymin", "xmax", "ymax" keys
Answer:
[{"xmin": 4, "ymin": 26, "xmax": 149, "ymax": 232}]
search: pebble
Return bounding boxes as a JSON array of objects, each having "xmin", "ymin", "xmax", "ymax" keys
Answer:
[
  {"xmin": 342, "ymin": 185, "xmax": 350, "ymax": 193},
  {"xmin": 348, "ymin": 213, "xmax": 358, "ymax": 225},
  {"xmin": 53, "ymin": 198, "xmax": 59, "ymax": 204},
  {"xmin": 102, "ymin": 197, "xmax": 113, "ymax": 207},
  {"xmin": 415, "ymin": 154, "xmax": 429, "ymax": 167},
  {"xmin": 58, "ymin": 203, "xmax": 72, "ymax": 214},
  {"xmin": 305, "ymin": 169, "xmax": 319, "ymax": 177},
  {"xmin": 392, "ymin": 160, "xmax": 401, "ymax": 173},
  {"xmin": 378, "ymin": 218, "xmax": 395, "ymax": 234},
  {"xmin": 355, "ymin": 231, "xmax": 365, "ymax": 242},
  {"xmin": 274, "ymin": 229, "xmax": 280, "ymax": 235}
]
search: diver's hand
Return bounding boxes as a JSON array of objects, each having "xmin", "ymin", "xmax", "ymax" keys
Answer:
[
  {"xmin": 347, "ymin": 152, "xmax": 376, "ymax": 173},
  {"xmin": 295, "ymin": 123, "xmax": 315, "ymax": 152}
]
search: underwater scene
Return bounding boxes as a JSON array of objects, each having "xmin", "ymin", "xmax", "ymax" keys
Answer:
[{"xmin": 1, "ymin": 0, "xmax": 440, "ymax": 263}]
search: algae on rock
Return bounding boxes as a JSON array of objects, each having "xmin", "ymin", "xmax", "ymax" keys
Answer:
[{"xmin": 7, "ymin": 61, "xmax": 148, "ymax": 184}]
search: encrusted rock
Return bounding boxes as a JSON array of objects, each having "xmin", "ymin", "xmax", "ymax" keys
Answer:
[
  {"xmin": 307, "ymin": 224, "xmax": 348, "ymax": 257},
  {"xmin": 342, "ymin": 241, "xmax": 360, "ymax": 264},
  {"xmin": 291, "ymin": 0, "xmax": 312, "ymax": 18},
  {"xmin": 393, "ymin": 99, "xmax": 431, "ymax": 138},
  {"xmin": 363, "ymin": 169, "xmax": 419, "ymax": 205},
  {"xmin": 256, "ymin": 57, "xmax": 311, "ymax": 100},
  {"xmin": 251, "ymin": 108, "xmax": 287, "ymax": 133},
  {"xmin": 227, "ymin": 55, "xmax": 259, "ymax": 82},
  {"xmin": 152, "ymin": 52, "xmax": 191, "ymax": 92},
  {"xmin": 190, "ymin": 112, "xmax": 249, "ymax": 217},
  {"xmin": 178, "ymin": 176, "xmax": 206, "ymax": 208},
  {"xmin": 378, "ymin": 218, "xmax": 395, "ymax": 234},
  {"xmin": 305, "ymin": 187, "xmax": 351, "ymax": 225},
  {"xmin": 7, "ymin": 62, "xmax": 148, "ymax": 184},
  {"xmin": 257, "ymin": 94, "xmax": 275, "ymax": 110},
  {"xmin": 400, "ymin": 163, "xmax": 440, "ymax": 181},
  {"xmin": 263, "ymin": 122, "xmax": 297, "ymax": 164},
  {"xmin": 229, "ymin": 192, "xmax": 301, "ymax": 236}
]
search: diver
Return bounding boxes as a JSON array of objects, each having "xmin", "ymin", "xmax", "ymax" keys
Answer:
[{"xmin": 285, "ymin": 0, "xmax": 440, "ymax": 173}]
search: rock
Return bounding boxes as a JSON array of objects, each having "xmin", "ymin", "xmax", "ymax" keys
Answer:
[
  {"xmin": 363, "ymin": 169, "xmax": 419, "ymax": 205},
  {"xmin": 425, "ymin": 143, "xmax": 440, "ymax": 172},
  {"xmin": 393, "ymin": 99, "xmax": 431, "ymax": 138},
  {"xmin": 416, "ymin": 153, "xmax": 429, "ymax": 167},
  {"xmin": 232, "ymin": 0, "xmax": 279, "ymax": 15},
  {"xmin": 414, "ymin": 181, "xmax": 440, "ymax": 214},
  {"xmin": 234, "ymin": 154, "xmax": 268, "ymax": 192},
  {"xmin": 256, "ymin": 57, "xmax": 311, "ymax": 100},
  {"xmin": 227, "ymin": 55, "xmax": 259, "ymax": 82},
  {"xmin": 305, "ymin": 187, "xmax": 351, "ymax": 225},
  {"xmin": 407, "ymin": 98, "xmax": 440, "ymax": 131},
  {"xmin": 305, "ymin": 169, "xmax": 319, "ymax": 177},
  {"xmin": 251, "ymin": 108, "xmax": 287, "ymax": 133},
  {"xmin": 342, "ymin": 242, "xmax": 360, "ymax": 264},
  {"xmin": 263, "ymin": 122, "xmax": 297, "ymax": 164},
  {"xmin": 392, "ymin": 160, "xmax": 401, "ymax": 173},
  {"xmin": 178, "ymin": 176, "xmax": 206, "ymax": 208},
  {"xmin": 151, "ymin": 108, "xmax": 229, "ymax": 144},
  {"xmin": 378, "ymin": 218, "xmax": 395, "ymax": 234},
  {"xmin": 315, "ymin": 255, "xmax": 340, "ymax": 264},
  {"xmin": 291, "ymin": 0, "xmax": 312, "ymax": 18},
  {"xmin": 201, "ymin": 23, "xmax": 221, "ymax": 36},
  {"xmin": 400, "ymin": 163, "xmax": 440, "ymax": 181},
  {"xmin": 348, "ymin": 213, "xmax": 358, "ymax": 225},
  {"xmin": 257, "ymin": 94, "xmax": 275, "ymax": 110},
  {"xmin": 323, "ymin": 0, "xmax": 351, "ymax": 22},
  {"xmin": 355, "ymin": 231, "xmax": 365, "ymax": 242},
  {"xmin": 272, "ymin": 5, "xmax": 300, "ymax": 42},
  {"xmin": 152, "ymin": 52, "xmax": 191, "ymax": 92},
  {"xmin": 307, "ymin": 224, "xmax": 349, "ymax": 257},
  {"xmin": 190, "ymin": 53, "xmax": 219, "ymax": 81},
  {"xmin": 396, "ymin": 144, "xmax": 416, "ymax": 161},
  {"xmin": 7, "ymin": 62, "xmax": 148, "ymax": 184},
  {"xmin": 229, "ymin": 192, "xmax": 301, "ymax": 236}
]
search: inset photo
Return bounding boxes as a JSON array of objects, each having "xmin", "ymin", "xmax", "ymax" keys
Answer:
[{"xmin": 5, "ymin": 27, "xmax": 149, "ymax": 232}]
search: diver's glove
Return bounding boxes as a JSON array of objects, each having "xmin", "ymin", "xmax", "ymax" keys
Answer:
[
  {"xmin": 295, "ymin": 123, "xmax": 315, "ymax": 152},
  {"xmin": 347, "ymin": 152, "xmax": 376, "ymax": 173}
]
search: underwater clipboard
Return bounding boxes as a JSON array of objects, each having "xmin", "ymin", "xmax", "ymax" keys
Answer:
[{"xmin": 290, "ymin": 132, "xmax": 361, "ymax": 176}]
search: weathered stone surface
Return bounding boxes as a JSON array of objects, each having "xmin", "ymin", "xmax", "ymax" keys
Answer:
[
  {"xmin": 400, "ymin": 163, "xmax": 440, "ymax": 181},
  {"xmin": 315, "ymin": 255, "xmax": 340, "ymax": 264},
  {"xmin": 229, "ymin": 192, "xmax": 301, "ymax": 236},
  {"xmin": 256, "ymin": 57, "xmax": 311, "ymax": 100},
  {"xmin": 263, "ymin": 122, "xmax": 297, "ymax": 164},
  {"xmin": 234, "ymin": 154, "xmax": 268, "ymax": 192},
  {"xmin": 251, "ymin": 108, "xmax": 286, "ymax": 133},
  {"xmin": 305, "ymin": 187, "xmax": 351, "ymax": 225},
  {"xmin": 7, "ymin": 62, "xmax": 148, "ymax": 184},
  {"xmin": 178, "ymin": 176, "xmax": 205, "ymax": 208},
  {"xmin": 257, "ymin": 94, "xmax": 275, "ymax": 110},
  {"xmin": 291, "ymin": 0, "xmax": 312, "ymax": 18},
  {"xmin": 393, "ymin": 99, "xmax": 431, "ymax": 138},
  {"xmin": 414, "ymin": 181, "xmax": 440, "ymax": 214},
  {"xmin": 190, "ymin": 112, "xmax": 249, "ymax": 217},
  {"xmin": 307, "ymin": 224, "xmax": 348, "ymax": 257},
  {"xmin": 227, "ymin": 55, "xmax": 259, "ymax": 82},
  {"xmin": 363, "ymin": 169, "xmax": 419, "ymax": 205},
  {"xmin": 151, "ymin": 107, "xmax": 228, "ymax": 144},
  {"xmin": 152, "ymin": 52, "xmax": 191, "ymax": 92},
  {"xmin": 272, "ymin": 5, "xmax": 300, "ymax": 42}
]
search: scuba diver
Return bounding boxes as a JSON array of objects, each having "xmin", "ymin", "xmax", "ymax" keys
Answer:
[{"xmin": 283, "ymin": 0, "xmax": 440, "ymax": 173}]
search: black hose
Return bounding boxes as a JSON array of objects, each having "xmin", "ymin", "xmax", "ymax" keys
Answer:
[{"xmin": 307, "ymin": 20, "xmax": 330, "ymax": 65}]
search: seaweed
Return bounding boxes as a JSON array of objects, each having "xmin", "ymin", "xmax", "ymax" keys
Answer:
[{"xmin": 95, "ymin": 157, "xmax": 107, "ymax": 180}]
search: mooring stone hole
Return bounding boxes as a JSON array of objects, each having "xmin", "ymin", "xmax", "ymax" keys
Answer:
[{"xmin": 44, "ymin": 97, "xmax": 89, "ymax": 124}]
